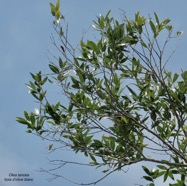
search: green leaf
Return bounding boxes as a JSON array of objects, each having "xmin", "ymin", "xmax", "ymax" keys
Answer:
[
  {"xmin": 59, "ymin": 57, "xmax": 63, "ymax": 68},
  {"xmin": 161, "ymin": 18, "xmax": 170, "ymax": 26},
  {"xmin": 42, "ymin": 77, "xmax": 48, "ymax": 85},
  {"xmin": 56, "ymin": 0, "xmax": 60, "ymax": 10},
  {"xmin": 157, "ymin": 171, "xmax": 165, "ymax": 177},
  {"xmin": 31, "ymin": 92, "xmax": 40, "ymax": 101},
  {"xmin": 55, "ymin": 10, "xmax": 61, "ymax": 20},
  {"xmin": 152, "ymin": 169, "xmax": 160, "ymax": 179},
  {"xmin": 84, "ymin": 135, "xmax": 92, "ymax": 145},
  {"xmin": 151, "ymin": 111, "xmax": 156, "ymax": 121},
  {"xmin": 16, "ymin": 117, "xmax": 30, "ymax": 125},
  {"xmin": 90, "ymin": 154, "xmax": 97, "ymax": 162},
  {"xmin": 49, "ymin": 144, "xmax": 53, "ymax": 151},
  {"xmin": 30, "ymin": 114, "xmax": 35, "ymax": 125},
  {"xmin": 27, "ymin": 81, "xmax": 37, "ymax": 92},
  {"xmin": 39, "ymin": 91, "xmax": 46, "ymax": 101},
  {"xmin": 177, "ymin": 31, "xmax": 183, "ymax": 36},
  {"xmin": 149, "ymin": 20, "xmax": 157, "ymax": 37},
  {"xmin": 26, "ymin": 130, "xmax": 33, "ymax": 133},
  {"xmin": 171, "ymin": 170, "xmax": 179, "ymax": 174},
  {"xmin": 149, "ymin": 184, "xmax": 155, "ymax": 186},
  {"xmin": 143, "ymin": 176, "xmax": 153, "ymax": 182},
  {"xmin": 141, "ymin": 41, "xmax": 148, "ymax": 48},
  {"xmin": 127, "ymin": 86, "xmax": 137, "ymax": 97},
  {"xmin": 154, "ymin": 12, "xmax": 159, "ymax": 26},
  {"xmin": 142, "ymin": 166, "xmax": 152, "ymax": 176},
  {"xmin": 71, "ymin": 76, "xmax": 80, "ymax": 89},
  {"xmin": 168, "ymin": 171, "xmax": 174, "ymax": 180},
  {"xmin": 54, "ymin": 102, "xmax": 61, "ymax": 111},
  {"xmin": 59, "ymin": 27, "xmax": 63, "ymax": 36},
  {"xmin": 157, "ymin": 165, "xmax": 167, "ymax": 170},
  {"xmin": 87, "ymin": 40, "xmax": 97, "ymax": 51},
  {"xmin": 98, "ymin": 15, "xmax": 104, "ymax": 29},
  {"xmin": 102, "ymin": 169, "xmax": 110, "ymax": 173},
  {"xmin": 105, "ymin": 10, "xmax": 111, "ymax": 19},
  {"xmin": 78, "ymin": 72, "xmax": 85, "ymax": 83},
  {"xmin": 92, "ymin": 139, "xmax": 103, "ymax": 149},
  {"xmin": 166, "ymin": 25, "xmax": 173, "ymax": 31},
  {"xmin": 163, "ymin": 171, "xmax": 168, "ymax": 182},
  {"xmin": 109, "ymin": 138, "xmax": 115, "ymax": 150},
  {"xmin": 24, "ymin": 111, "xmax": 30, "ymax": 121},
  {"xmin": 49, "ymin": 64, "xmax": 59, "ymax": 73},
  {"xmin": 49, "ymin": 2, "xmax": 56, "ymax": 16}
]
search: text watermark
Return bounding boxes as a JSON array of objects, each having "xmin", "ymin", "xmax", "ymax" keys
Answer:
[{"xmin": 4, "ymin": 173, "xmax": 34, "ymax": 182}]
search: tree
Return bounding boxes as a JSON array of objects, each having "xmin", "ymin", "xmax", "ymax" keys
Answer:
[{"xmin": 17, "ymin": 1, "xmax": 187, "ymax": 185}]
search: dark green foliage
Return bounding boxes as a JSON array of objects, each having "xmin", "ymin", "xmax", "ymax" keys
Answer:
[{"xmin": 17, "ymin": 2, "xmax": 187, "ymax": 185}]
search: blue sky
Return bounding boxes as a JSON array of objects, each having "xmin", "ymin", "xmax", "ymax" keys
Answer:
[{"xmin": 0, "ymin": 1, "xmax": 187, "ymax": 186}]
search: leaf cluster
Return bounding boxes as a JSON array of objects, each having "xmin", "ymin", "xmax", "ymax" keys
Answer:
[{"xmin": 17, "ymin": 3, "xmax": 187, "ymax": 185}]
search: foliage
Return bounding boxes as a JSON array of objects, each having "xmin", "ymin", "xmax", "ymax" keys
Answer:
[{"xmin": 17, "ymin": 1, "xmax": 187, "ymax": 185}]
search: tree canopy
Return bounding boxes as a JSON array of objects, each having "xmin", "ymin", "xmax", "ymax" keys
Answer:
[{"xmin": 17, "ymin": 1, "xmax": 187, "ymax": 185}]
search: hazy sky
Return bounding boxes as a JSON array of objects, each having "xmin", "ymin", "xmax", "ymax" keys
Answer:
[{"xmin": 1, "ymin": 1, "xmax": 187, "ymax": 186}]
